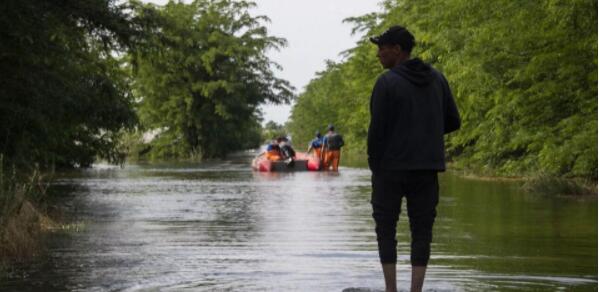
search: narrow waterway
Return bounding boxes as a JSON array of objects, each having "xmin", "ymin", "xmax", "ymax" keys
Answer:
[{"xmin": 1, "ymin": 152, "xmax": 597, "ymax": 291}]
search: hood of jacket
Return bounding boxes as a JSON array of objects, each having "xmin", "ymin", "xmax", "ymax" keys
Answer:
[{"xmin": 391, "ymin": 58, "xmax": 434, "ymax": 86}]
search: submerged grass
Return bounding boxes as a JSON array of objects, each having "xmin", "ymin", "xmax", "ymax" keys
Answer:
[
  {"xmin": 0, "ymin": 156, "xmax": 55, "ymax": 263},
  {"xmin": 350, "ymin": 158, "xmax": 597, "ymax": 196},
  {"xmin": 445, "ymin": 161, "xmax": 597, "ymax": 196},
  {"xmin": 523, "ymin": 175, "xmax": 597, "ymax": 197}
]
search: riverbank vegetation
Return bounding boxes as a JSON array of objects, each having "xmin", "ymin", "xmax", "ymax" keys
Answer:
[{"xmin": 288, "ymin": 0, "xmax": 597, "ymax": 185}]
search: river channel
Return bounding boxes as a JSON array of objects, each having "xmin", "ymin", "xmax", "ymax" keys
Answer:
[{"xmin": 1, "ymin": 152, "xmax": 597, "ymax": 291}]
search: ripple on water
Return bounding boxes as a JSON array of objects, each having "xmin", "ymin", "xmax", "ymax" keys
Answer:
[{"xmin": 1, "ymin": 161, "xmax": 596, "ymax": 291}]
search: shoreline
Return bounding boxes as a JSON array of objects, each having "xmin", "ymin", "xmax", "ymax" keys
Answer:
[{"xmin": 339, "ymin": 154, "xmax": 597, "ymax": 196}]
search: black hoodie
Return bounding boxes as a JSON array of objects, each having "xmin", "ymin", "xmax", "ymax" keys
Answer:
[{"xmin": 367, "ymin": 58, "xmax": 460, "ymax": 172}]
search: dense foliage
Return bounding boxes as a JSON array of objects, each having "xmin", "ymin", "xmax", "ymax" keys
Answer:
[
  {"xmin": 288, "ymin": 0, "xmax": 597, "ymax": 179},
  {"xmin": 129, "ymin": 0, "xmax": 293, "ymax": 159},
  {"xmin": 0, "ymin": 0, "xmax": 144, "ymax": 168}
]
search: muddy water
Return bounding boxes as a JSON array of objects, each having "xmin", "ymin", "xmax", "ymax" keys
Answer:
[{"xmin": 1, "ymin": 153, "xmax": 596, "ymax": 291}]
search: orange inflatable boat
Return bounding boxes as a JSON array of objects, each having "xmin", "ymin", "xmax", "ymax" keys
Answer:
[{"xmin": 252, "ymin": 152, "xmax": 321, "ymax": 172}]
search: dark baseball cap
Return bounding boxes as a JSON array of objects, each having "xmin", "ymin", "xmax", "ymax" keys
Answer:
[{"xmin": 369, "ymin": 25, "xmax": 415, "ymax": 53}]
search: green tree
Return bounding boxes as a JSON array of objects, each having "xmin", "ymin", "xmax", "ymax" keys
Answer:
[
  {"xmin": 130, "ymin": 0, "xmax": 293, "ymax": 159},
  {"xmin": 0, "ymin": 0, "xmax": 145, "ymax": 168},
  {"xmin": 262, "ymin": 120, "xmax": 286, "ymax": 142}
]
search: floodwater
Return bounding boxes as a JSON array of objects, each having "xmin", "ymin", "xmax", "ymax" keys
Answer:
[{"xmin": 1, "ymin": 152, "xmax": 597, "ymax": 291}]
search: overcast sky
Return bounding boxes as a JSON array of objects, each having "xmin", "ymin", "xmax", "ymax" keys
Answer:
[
  {"xmin": 251, "ymin": 0, "xmax": 381, "ymax": 125},
  {"xmin": 142, "ymin": 0, "xmax": 381, "ymax": 125}
]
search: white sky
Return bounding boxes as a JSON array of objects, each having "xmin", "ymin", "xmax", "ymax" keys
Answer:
[
  {"xmin": 142, "ymin": 0, "xmax": 381, "ymax": 125},
  {"xmin": 251, "ymin": 0, "xmax": 381, "ymax": 125}
]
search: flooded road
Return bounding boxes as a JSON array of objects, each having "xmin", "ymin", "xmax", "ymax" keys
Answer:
[{"xmin": 1, "ymin": 153, "xmax": 597, "ymax": 291}]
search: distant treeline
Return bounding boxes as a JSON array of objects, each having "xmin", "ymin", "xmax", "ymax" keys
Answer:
[
  {"xmin": 288, "ymin": 0, "xmax": 597, "ymax": 179},
  {"xmin": 0, "ymin": 0, "xmax": 292, "ymax": 169}
]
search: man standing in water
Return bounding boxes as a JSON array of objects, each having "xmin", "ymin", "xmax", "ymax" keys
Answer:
[
  {"xmin": 323, "ymin": 124, "xmax": 344, "ymax": 171},
  {"xmin": 307, "ymin": 131, "xmax": 324, "ymax": 163},
  {"xmin": 367, "ymin": 25, "xmax": 460, "ymax": 292}
]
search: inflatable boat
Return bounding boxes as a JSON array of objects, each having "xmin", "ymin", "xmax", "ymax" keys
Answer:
[{"xmin": 252, "ymin": 152, "xmax": 321, "ymax": 172}]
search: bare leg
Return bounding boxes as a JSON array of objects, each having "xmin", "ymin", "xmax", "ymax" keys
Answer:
[
  {"xmin": 382, "ymin": 263, "xmax": 397, "ymax": 292},
  {"xmin": 410, "ymin": 266, "xmax": 426, "ymax": 292}
]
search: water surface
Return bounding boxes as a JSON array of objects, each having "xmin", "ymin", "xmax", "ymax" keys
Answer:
[{"xmin": 1, "ymin": 153, "xmax": 596, "ymax": 291}]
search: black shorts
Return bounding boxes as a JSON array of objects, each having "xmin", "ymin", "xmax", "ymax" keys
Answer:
[{"xmin": 371, "ymin": 170, "xmax": 439, "ymax": 266}]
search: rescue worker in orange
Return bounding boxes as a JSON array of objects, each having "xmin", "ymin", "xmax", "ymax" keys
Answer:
[
  {"xmin": 322, "ymin": 124, "xmax": 344, "ymax": 171},
  {"xmin": 264, "ymin": 139, "xmax": 282, "ymax": 161},
  {"xmin": 307, "ymin": 131, "xmax": 324, "ymax": 164}
]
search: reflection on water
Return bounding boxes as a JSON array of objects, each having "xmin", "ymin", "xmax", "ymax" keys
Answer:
[{"xmin": 1, "ymin": 154, "xmax": 596, "ymax": 291}]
